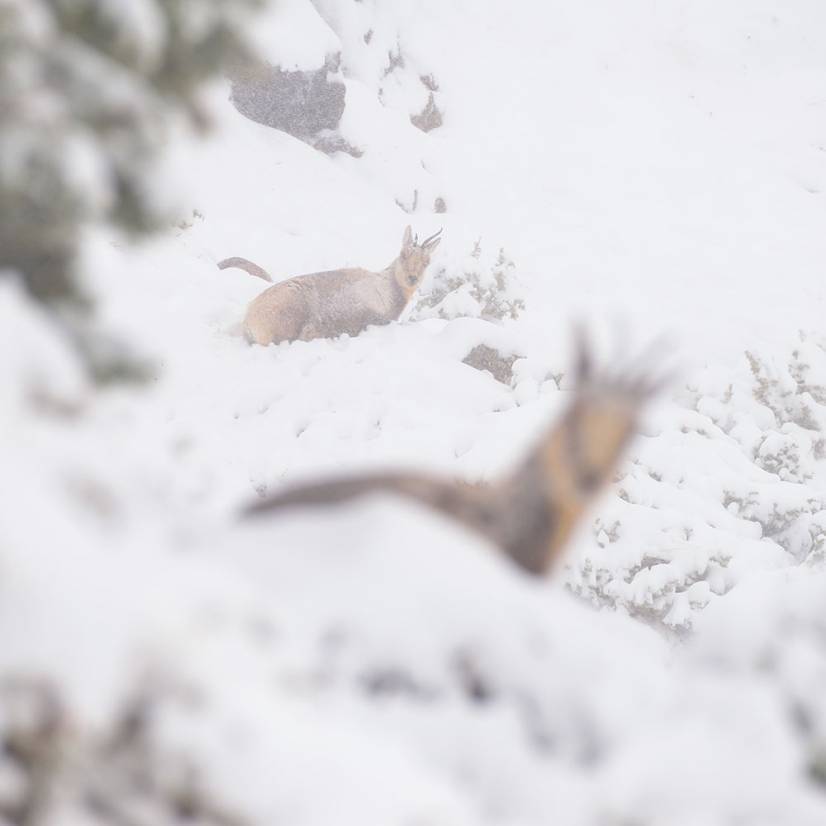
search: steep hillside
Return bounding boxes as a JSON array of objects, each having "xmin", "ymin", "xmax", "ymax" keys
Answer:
[{"xmin": 3, "ymin": 1, "xmax": 826, "ymax": 824}]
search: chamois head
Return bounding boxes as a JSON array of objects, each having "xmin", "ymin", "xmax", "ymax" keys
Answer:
[
  {"xmin": 394, "ymin": 225, "xmax": 442, "ymax": 298},
  {"xmin": 540, "ymin": 330, "xmax": 669, "ymax": 504}
]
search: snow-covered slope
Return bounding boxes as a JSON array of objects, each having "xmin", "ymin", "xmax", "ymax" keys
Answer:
[{"xmin": 4, "ymin": 1, "xmax": 826, "ymax": 823}]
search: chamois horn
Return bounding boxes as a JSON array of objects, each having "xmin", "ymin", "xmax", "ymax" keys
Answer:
[{"xmin": 419, "ymin": 228, "xmax": 443, "ymax": 248}]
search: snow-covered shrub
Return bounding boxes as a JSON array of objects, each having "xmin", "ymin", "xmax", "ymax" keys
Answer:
[
  {"xmin": 0, "ymin": 279, "xmax": 87, "ymax": 420},
  {"xmin": 0, "ymin": 0, "xmax": 262, "ymax": 378},
  {"xmin": 412, "ymin": 239, "xmax": 525, "ymax": 322},
  {"xmin": 566, "ymin": 335, "xmax": 826, "ymax": 632},
  {"xmin": 690, "ymin": 566, "xmax": 826, "ymax": 798},
  {"xmin": 0, "ymin": 677, "xmax": 238, "ymax": 826}
]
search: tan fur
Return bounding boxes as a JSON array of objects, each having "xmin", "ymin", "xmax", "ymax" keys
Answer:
[
  {"xmin": 244, "ymin": 335, "xmax": 666, "ymax": 576},
  {"xmin": 533, "ymin": 398, "xmax": 637, "ymax": 569},
  {"xmin": 217, "ymin": 257, "xmax": 271, "ymax": 282},
  {"xmin": 220, "ymin": 226, "xmax": 441, "ymax": 345}
]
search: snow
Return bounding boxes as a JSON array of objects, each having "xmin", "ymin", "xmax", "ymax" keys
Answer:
[
  {"xmin": 0, "ymin": 278, "xmax": 88, "ymax": 421},
  {"xmin": 244, "ymin": 0, "xmax": 341, "ymax": 72},
  {"xmin": 5, "ymin": 0, "xmax": 826, "ymax": 823}
]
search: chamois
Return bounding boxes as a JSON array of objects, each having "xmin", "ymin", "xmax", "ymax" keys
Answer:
[
  {"xmin": 219, "ymin": 226, "xmax": 441, "ymax": 345},
  {"xmin": 244, "ymin": 333, "xmax": 668, "ymax": 576}
]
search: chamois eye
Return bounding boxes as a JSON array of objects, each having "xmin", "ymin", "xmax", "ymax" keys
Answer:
[{"xmin": 408, "ymin": 275, "xmax": 418, "ymax": 285}]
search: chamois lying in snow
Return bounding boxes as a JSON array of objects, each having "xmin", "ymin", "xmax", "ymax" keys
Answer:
[
  {"xmin": 244, "ymin": 333, "xmax": 668, "ymax": 576},
  {"xmin": 219, "ymin": 226, "xmax": 442, "ymax": 345}
]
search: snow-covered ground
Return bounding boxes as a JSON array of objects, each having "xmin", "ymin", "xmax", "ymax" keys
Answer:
[{"xmin": 4, "ymin": 1, "xmax": 826, "ymax": 823}]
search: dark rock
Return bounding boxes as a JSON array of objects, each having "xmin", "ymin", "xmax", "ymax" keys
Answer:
[
  {"xmin": 411, "ymin": 92, "xmax": 443, "ymax": 133},
  {"xmin": 462, "ymin": 344, "xmax": 519, "ymax": 385},
  {"xmin": 229, "ymin": 54, "xmax": 346, "ymax": 139},
  {"xmin": 420, "ymin": 73, "xmax": 440, "ymax": 92},
  {"xmin": 309, "ymin": 130, "xmax": 363, "ymax": 158},
  {"xmin": 382, "ymin": 44, "xmax": 405, "ymax": 77}
]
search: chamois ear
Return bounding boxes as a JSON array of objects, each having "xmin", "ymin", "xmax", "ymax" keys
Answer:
[{"xmin": 402, "ymin": 225, "xmax": 413, "ymax": 249}]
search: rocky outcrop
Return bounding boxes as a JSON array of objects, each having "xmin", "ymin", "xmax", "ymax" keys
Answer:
[
  {"xmin": 462, "ymin": 344, "xmax": 519, "ymax": 385},
  {"xmin": 229, "ymin": 53, "xmax": 346, "ymax": 140},
  {"xmin": 411, "ymin": 92, "xmax": 443, "ymax": 133}
]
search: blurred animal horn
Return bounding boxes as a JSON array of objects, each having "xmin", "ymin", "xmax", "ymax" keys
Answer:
[{"xmin": 573, "ymin": 323, "xmax": 593, "ymax": 385}]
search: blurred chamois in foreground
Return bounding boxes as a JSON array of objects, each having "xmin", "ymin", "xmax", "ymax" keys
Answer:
[{"xmin": 245, "ymin": 333, "xmax": 668, "ymax": 575}]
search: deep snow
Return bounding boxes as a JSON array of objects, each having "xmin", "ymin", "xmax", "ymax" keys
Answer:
[{"xmin": 4, "ymin": 1, "xmax": 826, "ymax": 824}]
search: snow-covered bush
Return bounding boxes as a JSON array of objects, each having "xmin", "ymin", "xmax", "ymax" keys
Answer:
[
  {"xmin": 566, "ymin": 336, "xmax": 826, "ymax": 633},
  {"xmin": 412, "ymin": 239, "xmax": 525, "ymax": 322},
  {"xmin": 0, "ymin": 0, "xmax": 262, "ymax": 378}
]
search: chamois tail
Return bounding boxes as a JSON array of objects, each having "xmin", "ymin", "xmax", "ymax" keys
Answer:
[{"xmin": 218, "ymin": 256, "xmax": 272, "ymax": 283}]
